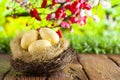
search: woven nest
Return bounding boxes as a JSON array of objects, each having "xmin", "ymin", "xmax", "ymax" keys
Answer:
[{"xmin": 10, "ymin": 34, "xmax": 76, "ymax": 75}]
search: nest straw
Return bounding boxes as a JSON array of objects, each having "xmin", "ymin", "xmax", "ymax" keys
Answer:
[
  {"xmin": 11, "ymin": 47, "xmax": 76, "ymax": 75},
  {"xmin": 10, "ymin": 34, "xmax": 76, "ymax": 75}
]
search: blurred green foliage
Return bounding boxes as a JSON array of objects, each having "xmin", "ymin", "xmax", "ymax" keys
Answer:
[
  {"xmin": 0, "ymin": 0, "xmax": 120, "ymax": 54},
  {"xmin": 64, "ymin": 33, "xmax": 120, "ymax": 54}
]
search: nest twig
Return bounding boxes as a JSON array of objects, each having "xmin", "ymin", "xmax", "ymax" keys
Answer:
[{"xmin": 11, "ymin": 47, "xmax": 76, "ymax": 75}]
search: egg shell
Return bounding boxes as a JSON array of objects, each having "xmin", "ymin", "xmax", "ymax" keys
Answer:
[
  {"xmin": 40, "ymin": 28, "xmax": 59, "ymax": 44},
  {"xmin": 28, "ymin": 40, "xmax": 52, "ymax": 54},
  {"xmin": 21, "ymin": 30, "xmax": 38, "ymax": 49}
]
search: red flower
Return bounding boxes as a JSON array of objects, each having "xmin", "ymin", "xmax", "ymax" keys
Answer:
[
  {"xmin": 52, "ymin": 0, "xmax": 69, "ymax": 4},
  {"xmin": 80, "ymin": 16, "xmax": 87, "ymax": 24},
  {"xmin": 56, "ymin": 29, "xmax": 62, "ymax": 38},
  {"xmin": 46, "ymin": 14, "xmax": 51, "ymax": 20},
  {"xmin": 30, "ymin": 8, "xmax": 38, "ymax": 17},
  {"xmin": 84, "ymin": 3, "xmax": 91, "ymax": 10},
  {"xmin": 64, "ymin": 3, "xmax": 71, "ymax": 9},
  {"xmin": 41, "ymin": 0, "xmax": 47, "ymax": 8},
  {"xmin": 72, "ymin": 1, "xmax": 81, "ymax": 9},
  {"xmin": 80, "ymin": 2, "xmax": 91, "ymax": 10},
  {"xmin": 60, "ymin": 21, "xmax": 70, "ymax": 28},
  {"xmin": 77, "ymin": 0, "xmax": 86, "ymax": 3},
  {"xmin": 46, "ymin": 13, "xmax": 55, "ymax": 20},
  {"xmin": 69, "ymin": 17, "xmax": 79, "ymax": 23},
  {"xmin": 69, "ymin": 1, "xmax": 81, "ymax": 15},
  {"xmin": 55, "ymin": 8, "xmax": 66, "ymax": 19},
  {"xmin": 30, "ymin": 8, "xmax": 41, "ymax": 21},
  {"xmin": 52, "ymin": 0, "xmax": 57, "ymax": 6},
  {"xmin": 77, "ymin": 16, "xmax": 87, "ymax": 26},
  {"xmin": 66, "ymin": 0, "xmax": 70, "ymax": 2}
]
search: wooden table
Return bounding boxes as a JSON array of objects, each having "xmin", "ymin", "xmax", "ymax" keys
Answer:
[{"xmin": 1, "ymin": 54, "xmax": 120, "ymax": 80}]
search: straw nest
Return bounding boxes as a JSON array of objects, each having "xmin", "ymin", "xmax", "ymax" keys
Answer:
[{"xmin": 10, "ymin": 34, "xmax": 76, "ymax": 75}]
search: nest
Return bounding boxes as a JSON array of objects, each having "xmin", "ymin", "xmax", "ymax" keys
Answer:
[
  {"xmin": 11, "ymin": 47, "xmax": 75, "ymax": 75},
  {"xmin": 10, "ymin": 34, "xmax": 76, "ymax": 75}
]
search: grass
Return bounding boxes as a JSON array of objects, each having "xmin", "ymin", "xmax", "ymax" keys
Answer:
[
  {"xmin": 64, "ymin": 33, "xmax": 120, "ymax": 54},
  {"xmin": 0, "ymin": 37, "xmax": 12, "ymax": 54}
]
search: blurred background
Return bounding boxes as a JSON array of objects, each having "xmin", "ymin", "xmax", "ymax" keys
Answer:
[{"xmin": 0, "ymin": 0, "xmax": 120, "ymax": 54}]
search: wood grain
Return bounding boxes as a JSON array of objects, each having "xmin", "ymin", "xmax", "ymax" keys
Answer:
[
  {"xmin": 78, "ymin": 54, "xmax": 120, "ymax": 80},
  {"xmin": 48, "ymin": 70, "xmax": 73, "ymax": 80},
  {"xmin": 0, "ymin": 54, "xmax": 10, "ymax": 80},
  {"xmin": 63, "ymin": 64, "xmax": 88, "ymax": 80},
  {"xmin": 4, "ymin": 69, "xmax": 45, "ymax": 80},
  {"xmin": 107, "ymin": 55, "xmax": 120, "ymax": 66},
  {"xmin": 48, "ymin": 64, "xmax": 88, "ymax": 80},
  {"xmin": 47, "ymin": 56, "xmax": 88, "ymax": 80}
]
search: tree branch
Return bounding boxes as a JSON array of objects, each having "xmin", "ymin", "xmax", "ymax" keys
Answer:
[{"xmin": 5, "ymin": 12, "xmax": 30, "ymax": 17}]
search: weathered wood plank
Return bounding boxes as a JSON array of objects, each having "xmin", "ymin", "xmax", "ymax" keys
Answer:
[
  {"xmin": 68, "ymin": 55, "xmax": 88, "ymax": 80},
  {"xmin": 48, "ymin": 64, "xmax": 88, "ymax": 80},
  {"xmin": 64, "ymin": 64, "xmax": 88, "ymax": 80},
  {"xmin": 78, "ymin": 54, "xmax": 120, "ymax": 80},
  {"xmin": 4, "ymin": 69, "xmax": 46, "ymax": 80},
  {"xmin": 107, "ymin": 55, "xmax": 120, "ymax": 66},
  {"xmin": 48, "ymin": 70, "xmax": 73, "ymax": 80},
  {"xmin": 0, "ymin": 54, "xmax": 10, "ymax": 80},
  {"xmin": 5, "ymin": 64, "xmax": 87, "ymax": 80},
  {"xmin": 48, "ymin": 55, "xmax": 88, "ymax": 80}
]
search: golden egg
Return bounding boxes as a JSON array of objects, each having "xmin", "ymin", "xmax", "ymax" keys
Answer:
[
  {"xmin": 28, "ymin": 40, "xmax": 52, "ymax": 54},
  {"xmin": 40, "ymin": 28, "xmax": 59, "ymax": 44},
  {"xmin": 21, "ymin": 30, "xmax": 38, "ymax": 49}
]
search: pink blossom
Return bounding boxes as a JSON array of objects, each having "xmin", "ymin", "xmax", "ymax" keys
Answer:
[
  {"xmin": 69, "ymin": 17, "xmax": 79, "ymax": 23},
  {"xmin": 52, "ymin": 0, "xmax": 70, "ymax": 4},
  {"xmin": 60, "ymin": 21, "xmax": 70, "ymax": 28},
  {"xmin": 78, "ymin": 0, "xmax": 86, "ymax": 3},
  {"xmin": 52, "ymin": 0, "xmax": 57, "ymax": 6},
  {"xmin": 70, "ymin": 1, "xmax": 80, "ymax": 14},
  {"xmin": 55, "ymin": 8, "xmax": 66, "ymax": 19},
  {"xmin": 80, "ymin": 2, "xmax": 91, "ymax": 10},
  {"xmin": 92, "ymin": 15, "xmax": 100, "ymax": 22},
  {"xmin": 57, "ymin": 0, "xmax": 66, "ymax": 3},
  {"xmin": 64, "ymin": 2, "xmax": 71, "ymax": 9},
  {"xmin": 46, "ymin": 13, "xmax": 56, "ymax": 20},
  {"xmin": 78, "ymin": 16, "xmax": 87, "ymax": 26},
  {"xmin": 66, "ymin": 0, "xmax": 70, "ymax": 2}
]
